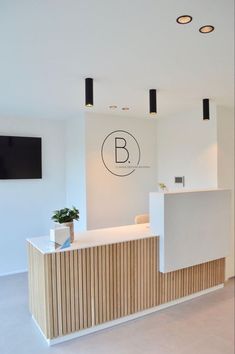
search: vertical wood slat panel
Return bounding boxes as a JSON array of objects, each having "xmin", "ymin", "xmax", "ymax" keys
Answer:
[
  {"xmin": 113, "ymin": 243, "xmax": 117, "ymax": 320},
  {"xmin": 142, "ymin": 240, "xmax": 146, "ymax": 310},
  {"xmin": 82, "ymin": 249, "xmax": 87, "ymax": 329},
  {"xmin": 140, "ymin": 239, "xmax": 144, "ymax": 310},
  {"xmin": 101, "ymin": 246, "xmax": 106, "ymax": 323},
  {"xmin": 55, "ymin": 253, "xmax": 63, "ymax": 336},
  {"xmin": 117, "ymin": 244, "xmax": 121, "ymax": 318},
  {"xmin": 94, "ymin": 247, "xmax": 99, "ymax": 325},
  {"xmin": 127, "ymin": 242, "xmax": 131, "ymax": 315},
  {"xmin": 28, "ymin": 238, "xmax": 225, "ymax": 340},
  {"xmin": 73, "ymin": 250, "xmax": 79, "ymax": 331},
  {"xmin": 105, "ymin": 245, "xmax": 110, "ymax": 321},
  {"xmin": 60, "ymin": 252, "xmax": 67, "ymax": 335},
  {"xmin": 65, "ymin": 252, "xmax": 71, "ymax": 334},
  {"xmin": 152, "ymin": 237, "xmax": 156, "ymax": 307},
  {"xmin": 146, "ymin": 239, "xmax": 150, "ymax": 309},
  {"xmin": 97, "ymin": 246, "xmax": 102, "ymax": 324},
  {"xmin": 123, "ymin": 242, "xmax": 128, "ymax": 316},
  {"xmin": 78, "ymin": 250, "xmax": 84, "ymax": 329},
  {"xmin": 130, "ymin": 241, "xmax": 134, "ymax": 313},
  {"xmin": 44, "ymin": 254, "xmax": 54, "ymax": 338},
  {"xmin": 109, "ymin": 245, "xmax": 114, "ymax": 320},
  {"xmin": 90, "ymin": 247, "xmax": 95, "ymax": 327},
  {"xmin": 86, "ymin": 248, "xmax": 91, "ymax": 328},
  {"xmin": 68, "ymin": 251, "xmax": 76, "ymax": 332},
  {"xmin": 137, "ymin": 240, "xmax": 141, "ymax": 312},
  {"xmin": 135, "ymin": 240, "xmax": 138, "ymax": 312},
  {"xmin": 120, "ymin": 243, "xmax": 124, "ymax": 317},
  {"xmin": 51, "ymin": 253, "xmax": 58, "ymax": 338},
  {"xmin": 155, "ymin": 237, "xmax": 160, "ymax": 306}
]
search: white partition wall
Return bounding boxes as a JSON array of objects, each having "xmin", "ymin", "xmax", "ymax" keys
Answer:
[
  {"xmin": 85, "ymin": 113, "xmax": 158, "ymax": 229},
  {"xmin": 156, "ymin": 105, "xmax": 218, "ymax": 191},
  {"xmin": 66, "ymin": 116, "xmax": 87, "ymax": 232},
  {"xmin": 150, "ymin": 189, "xmax": 231, "ymax": 273},
  {"xmin": 217, "ymin": 106, "xmax": 235, "ymax": 278}
]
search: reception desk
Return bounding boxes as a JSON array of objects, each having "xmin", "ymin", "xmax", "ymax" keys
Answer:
[
  {"xmin": 27, "ymin": 190, "xmax": 230, "ymax": 344},
  {"xmin": 27, "ymin": 230, "xmax": 224, "ymax": 345}
]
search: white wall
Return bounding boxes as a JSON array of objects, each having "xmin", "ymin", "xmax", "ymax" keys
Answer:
[
  {"xmin": 217, "ymin": 106, "xmax": 234, "ymax": 278},
  {"xmin": 157, "ymin": 105, "xmax": 218, "ymax": 190},
  {"xmin": 0, "ymin": 117, "xmax": 66, "ymax": 275},
  {"xmin": 66, "ymin": 115, "xmax": 87, "ymax": 232},
  {"xmin": 1, "ymin": 106, "xmax": 233, "ymax": 276},
  {"xmin": 85, "ymin": 113, "xmax": 158, "ymax": 229},
  {"xmin": 157, "ymin": 104, "xmax": 234, "ymax": 278}
]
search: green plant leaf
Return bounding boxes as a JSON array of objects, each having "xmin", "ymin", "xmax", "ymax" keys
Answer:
[{"xmin": 51, "ymin": 206, "xmax": 80, "ymax": 223}]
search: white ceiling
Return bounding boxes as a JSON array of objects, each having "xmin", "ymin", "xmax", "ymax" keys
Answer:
[{"xmin": 0, "ymin": 0, "xmax": 234, "ymax": 120}]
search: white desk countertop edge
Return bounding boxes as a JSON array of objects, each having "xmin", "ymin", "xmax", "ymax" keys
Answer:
[{"xmin": 27, "ymin": 223, "xmax": 157, "ymax": 254}]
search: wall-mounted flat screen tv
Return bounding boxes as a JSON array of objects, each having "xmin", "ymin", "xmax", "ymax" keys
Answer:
[{"xmin": 0, "ymin": 136, "xmax": 42, "ymax": 179}]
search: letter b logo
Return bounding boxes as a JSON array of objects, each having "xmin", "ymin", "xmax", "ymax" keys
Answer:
[{"xmin": 101, "ymin": 130, "xmax": 140, "ymax": 177}]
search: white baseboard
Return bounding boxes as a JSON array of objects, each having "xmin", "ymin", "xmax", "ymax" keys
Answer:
[
  {"xmin": 0, "ymin": 269, "xmax": 28, "ymax": 277},
  {"xmin": 33, "ymin": 283, "xmax": 223, "ymax": 346},
  {"xmin": 32, "ymin": 316, "xmax": 49, "ymax": 342}
]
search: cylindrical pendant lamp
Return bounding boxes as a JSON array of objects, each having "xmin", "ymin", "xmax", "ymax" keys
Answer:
[
  {"xmin": 149, "ymin": 89, "xmax": 157, "ymax": 115},
  {"xmin": 203, "ymin": 98, "xmax": 210, "ymax": 120},
  {"xmin": 85, "ymin": 78, "xmax": 93, "ymax": 107}
]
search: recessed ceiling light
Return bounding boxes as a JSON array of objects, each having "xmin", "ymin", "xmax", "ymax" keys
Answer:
[
  {"xmin": 109, "ymin": 105, "xmax": 117, "ymax": 109},
  {"xmin": 199, "ymin": 25, "xmax": 215, "ymax": 34},
  {"xmin": 122, "ymin": 107, "xmax": 130, "ymax": 111},
  {"xmin": 176, "ymin": 15, "xmax": 193, "ymax": 24}
]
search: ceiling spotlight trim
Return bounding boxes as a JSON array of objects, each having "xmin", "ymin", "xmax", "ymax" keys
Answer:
[
  {"xmin": 203, "ymin": 98, "xmax": 210, "ymax": 120},
  {"xmin": 85, "ymin": 78, "xmax": 93, "ymax": 107},
  {"xmin": 109, "ymin": 105, "xmax": 118, "ymax": 109},
  {"xmin": 122, "ymin": 107, "xmax": 130, "ymax": 111},
  {"xmin": 199, "ymin": 25, "xmax": 215, "ymax": 34},
  {"xmin": 149, "ymin": 89, "xmax": 157, "ymax": 115},
  {"xmin": 176, "ymin": 15, "xmax": 193, "ymax": 24}
]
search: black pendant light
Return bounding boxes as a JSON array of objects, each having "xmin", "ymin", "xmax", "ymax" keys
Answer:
[
  {"xmin": 149, "ymin": 89, "xmax": 157, "ymax": 115},
  {"xmin": 85, "ymin": 78, "xmax": 93, "ymax": 107},
  {"xmin": 203, "ymin": 98, "xmax": 210, "ymax": 120}
]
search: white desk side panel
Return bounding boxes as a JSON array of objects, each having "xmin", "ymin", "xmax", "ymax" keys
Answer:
[
  {"xmin": 149, "ymin": 193, "xmax": 165, "ymax": 271},
  {"xmin": 150, "ymin": 190, "xmax": 231, "ymax": 273}
]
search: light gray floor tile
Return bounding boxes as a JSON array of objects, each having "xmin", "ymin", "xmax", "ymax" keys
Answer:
[{"xmin": 0, "ymin": 273, "xmax": 234, "ymax": 354}]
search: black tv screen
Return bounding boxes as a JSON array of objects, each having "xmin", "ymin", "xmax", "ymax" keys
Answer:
[{"xmin": 0, "ymin": 136, "xmax": 42, "ymax": 179}]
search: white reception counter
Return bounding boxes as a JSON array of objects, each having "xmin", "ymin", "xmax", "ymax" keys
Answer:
[{"xmin": 150, "ymin": 189, "xmax": 231, "ymax": 273}]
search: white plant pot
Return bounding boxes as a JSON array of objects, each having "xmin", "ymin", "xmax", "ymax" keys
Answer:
[
  {"xmin": 55, "ymin": 221, "xmax": 75, "ymax": 243},
  {"xmin": 50, "ymin": 226, "xmax": 70, "ymax": 246}
]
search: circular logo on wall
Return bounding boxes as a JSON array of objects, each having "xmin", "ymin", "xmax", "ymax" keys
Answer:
[{"xmin": 101, "ymin": 130, "xmax": 141, "ymax": 177}]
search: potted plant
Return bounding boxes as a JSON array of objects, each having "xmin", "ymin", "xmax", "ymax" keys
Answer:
[
  {"xmin": 158, "ymin": 183, "xmax": 168, "ymax": 192},
  {"xmin": 51, "ymin": 206, "xmax": 79, "ymax": 243}
]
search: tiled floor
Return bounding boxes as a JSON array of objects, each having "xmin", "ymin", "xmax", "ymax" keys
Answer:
[{"xmin": 0, "ymin": 273, "xmax": 234, "ymax": 354}]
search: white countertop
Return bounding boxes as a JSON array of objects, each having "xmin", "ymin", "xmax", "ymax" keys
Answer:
[
  {"xmin": 152, "ymin": 188, "xmax": 229, "ymax": 195},
  {"xmin": 27, "ymin": 223, "xmax": 154, "ymax": 254}
]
